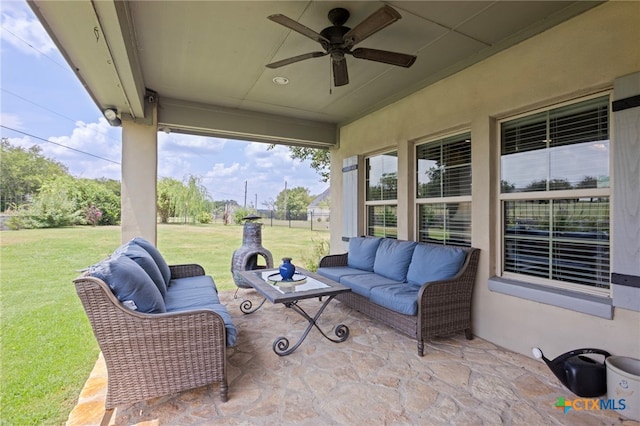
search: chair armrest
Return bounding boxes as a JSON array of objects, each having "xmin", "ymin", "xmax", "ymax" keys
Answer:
[
  {"xmin": 417, "ymin": 248, "xmax": 480, "ymax": 312},
  {"xmin": 318, "ymin": 253, "xmax": 348, "ymax": 268},
  {"xmin": 74, "ymin": 276, "xmax": 227, "ymax": 373},
  {"xmin": 74, "ymin": 273, "xmax": 229, "ymax": 407},
  {"xmin": 170, "ymin": 263, "xmax": 205, "ymax": 279}
]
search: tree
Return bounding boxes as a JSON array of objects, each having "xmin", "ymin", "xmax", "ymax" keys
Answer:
[
  {"xmin": 157, "ymin": 178, "xmax": 184, "ymax": 223},
  {"xmin": 11, "ymin": 176, "xmax": 83, "ymax": 228},
  {"xmin": 275, "ymin": 186, "xmax": 313, "ymax": 219},
  {"xmin": 269, "ymin": 145, "xmax": 330, "ymax": 182},
  {"xmin": 179, "ymin": 175, "xmax": 211, "ymax": 223},
  {"xmin": 157, "ymin": 175, "xmax": 212, "ymax": 224},
  {"xmin": 1, "ymin": 139, "xmax": 68, "ymax": 211},
  {"xmin": 74, "ymin": 178, "xmax": 120, "ymax": 225}
]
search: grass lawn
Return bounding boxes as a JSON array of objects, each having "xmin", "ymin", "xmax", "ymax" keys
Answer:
[{"xmin": 0, "ymin": 223, "xmax": 328, "ymax": 425}]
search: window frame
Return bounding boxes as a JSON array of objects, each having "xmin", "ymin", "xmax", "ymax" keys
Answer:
[
  {"xmin": 364, "ymin": 150, "xmax": 398, "ymax": 238},
  {"xmin": 414, "ymin": 131, "xmax": 472, "ymax": 247},
  {"xmin": 497, "ymin": 93, "xmax": 612, "ymax": 297}
]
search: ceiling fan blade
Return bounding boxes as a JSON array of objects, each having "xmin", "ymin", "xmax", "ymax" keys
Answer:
[
  {"xmin": 343, "ymin": 5, "xmax": 401, "ymax": 47},
  {"xmin": 332, "ymin": 57, "xmax": 349, "ymax": 87},
  {"xmin": 351, "ymin": 48, "xmax": 416, "ymax": 68},
  {"xmin": 266, "ymin": 51, "xmax": 327, "ymax": 68},
  {"xmin": 268, "ymin": 14, "xmax": 330, "ymax": 45}
]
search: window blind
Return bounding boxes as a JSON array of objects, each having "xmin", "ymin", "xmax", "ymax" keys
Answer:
[
  {"xmin": 503, "ymin": 199, "xmax": 610, "ymax": 288},
  {"xmin": 417, "ymin": 133, "xmax": 471, "ymax": 198},
  {"xmin": 418, "ymin": 202, "xmax": 471, "ymax": 247}
]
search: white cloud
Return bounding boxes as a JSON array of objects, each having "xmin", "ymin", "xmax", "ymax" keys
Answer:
[
  {"xmin": 0, "ymin": 2, "xmax": 57, "ymax": 56},
  {"xmin": 159, "ymin": 133, "xmax": 227, "ymax": 156},
  {"xmin": 0, "ymin": 112, "xmax": 24, "ymax": 130},
  {"xmin": 2, "ymin": 116, "xmax": 121, "ymax": 180},
  {"xmin": 244, "ymin": 142, "xmax": 294, "ymax": 169},
  {"xmin": 206, "ymin": 162, "xmax": 241, "ymax": 178},
  {"xmin": 158, "ymin": 157, "xmax": 184, "ymax": 178},
  {"xmin": 46, "ymin": 118, "xmax": 120, "ymax": 159},
  {"xmin": 10, "ymin": 118, "xmax": 121, "ymax": 179}
]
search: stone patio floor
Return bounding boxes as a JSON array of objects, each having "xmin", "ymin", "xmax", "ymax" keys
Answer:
[{"xmin": 67, "ymin": 290, "xmax": 637, "ymax": 425}]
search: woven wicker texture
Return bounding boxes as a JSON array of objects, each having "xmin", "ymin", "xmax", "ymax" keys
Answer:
[
  {"xmin": 74, "ymin": 264, "xmax": 228, "ymax": 409},
  {"xmin": 320, "ymin": 244, "xmax": 480, "ymax": 356}
]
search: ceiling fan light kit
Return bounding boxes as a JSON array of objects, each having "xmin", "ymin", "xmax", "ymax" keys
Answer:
[{"xmin": 266, "ymin": 5, "xmax": 417, "ymax": 87}]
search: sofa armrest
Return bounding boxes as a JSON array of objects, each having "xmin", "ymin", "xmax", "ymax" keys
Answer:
[
  {"xmin": 416, "ymin": 248, "xmax": 480, "ymax": 336},
  {"xmin": 74, "ymin": 276, "xmax": 228, "ymax": 406},
  {"xmin": 169, "ymin": 263, "xmax": 205, "ymax": 279},
  {"xmin": 319, "ymin": 253, "xmax": 348, "ymax": 268}
]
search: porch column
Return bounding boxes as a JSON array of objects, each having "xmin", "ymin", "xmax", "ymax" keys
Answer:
[{"xmin": 121, "ymin": 110, "xmax": 158, "ymax": 244}]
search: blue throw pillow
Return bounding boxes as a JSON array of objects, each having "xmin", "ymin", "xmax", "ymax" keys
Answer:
[
  {"xmin": 132, "ymin": 237, "xmax": 171, "ymax": 285},
  {"xmin": 347, "ymin": 237, "xmax": 382, "ymax": 271},
  {"xmin": 373, "ymin": 239, "xmax": 417, "ymax": 282},
  {"xmin": 90, "ymin": 255, "xmax": 166, "ymax": 313},
  {"xmin": 115, "ymin": 242, "xmax": 167, "ymax": 298},
  {"xmin": 406, "ymin": 244, "xmax": 467, "ymax": 286}
]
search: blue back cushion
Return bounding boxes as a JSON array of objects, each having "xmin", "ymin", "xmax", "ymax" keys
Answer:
[
  {"xmin": 406, "ymin": 244, "xmax": 467, "ymax": 286},
  {"xmin": 115, "ymin": 242, "xmax": 167, "ymax": 298},
  {"xmin": 132, "ymin": 237, "xmax": 171, "ymax": 285},
  {"xmin": 373, "ymin": 239, "xmax": 417, "ymax": 281},
  {"xmin": 90, "ymin": 255, "xmax": 166, "ymax": 313},
  {"xmin": 347, "ymin": 237, "xmax": 382, "ymax": 271}
]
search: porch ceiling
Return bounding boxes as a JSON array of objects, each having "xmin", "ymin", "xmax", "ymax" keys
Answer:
[{"xmin": 28, "ymin": 1, "xmax": 602, "ymax": 147}]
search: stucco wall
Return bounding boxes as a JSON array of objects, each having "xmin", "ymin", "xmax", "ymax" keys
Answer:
[{"xmin": 331, "ymin": 2, "xmax": 640, "ymax": 358}]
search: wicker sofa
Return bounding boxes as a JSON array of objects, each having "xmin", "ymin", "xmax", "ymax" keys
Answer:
[
  {"xmin": 317, "ymin": 237, "xmax": 479, "ymax": 356},
  {"xmin": 74, "ymin": 237, "xmax": 236, "ymax": 410}
]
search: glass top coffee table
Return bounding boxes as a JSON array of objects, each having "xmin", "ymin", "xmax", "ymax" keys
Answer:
[{"xmin": 239, "ymin": 267, "xmax": 351, "ymax": 356}]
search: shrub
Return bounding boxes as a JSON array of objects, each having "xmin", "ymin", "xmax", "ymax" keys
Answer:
[
  {"xmin": 196, "ymin": 211, "xmax": 212, "ymax": 224},
  {"xmin": 232, "ymin": 207, "xmax": 254, "ymax": 225},
  {"xmin": 301, "ymin": 237, "xmax": 330, "ymax": 272},
  {"xmin": 14, "ymin": 189, "xmax": 83, "ymax": 228}
]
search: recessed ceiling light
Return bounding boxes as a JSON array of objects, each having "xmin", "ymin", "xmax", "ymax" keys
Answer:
[{"xmin": 272, "ymin": 76, "xmax": 289, "ymax": 85}]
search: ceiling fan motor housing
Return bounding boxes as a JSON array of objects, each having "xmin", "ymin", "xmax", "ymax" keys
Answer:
[{"xmin": 320, "ymin": 26, "xmax": 351, "ymax": 51}]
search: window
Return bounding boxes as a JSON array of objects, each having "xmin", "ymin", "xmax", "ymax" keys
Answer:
[
  {"xmin": 365, "ymin": 151, "xmax": 398, "ymax": 238},
  {"xmin": 416, "ymin": 133, "xmax": 471, "ymax": 246},
  {"xmin": 500, "ymin": 95, "xmax": 610, "ymax": 290}
]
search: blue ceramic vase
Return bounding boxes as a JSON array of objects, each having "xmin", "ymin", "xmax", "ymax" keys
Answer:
[{"xmin": 279, "ymin": 257, "xmax": 296, "ymax": 281}]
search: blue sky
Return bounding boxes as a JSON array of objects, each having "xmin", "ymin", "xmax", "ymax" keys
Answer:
[{"xmin": 0, "ymin": 0, "xmax": 328, "ymax": 207}]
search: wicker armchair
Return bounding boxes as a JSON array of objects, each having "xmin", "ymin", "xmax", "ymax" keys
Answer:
[
  {"xmin": 319, "ymin": 245, "xmax": 480, "ymax": 356},
  {"xmin": 74, "ymin": 264, "xmax": 228, "ymax": 410}
]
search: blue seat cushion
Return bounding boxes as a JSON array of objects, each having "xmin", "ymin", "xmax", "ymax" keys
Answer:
[
  {"xmin": 370, "ymin": 284, "xmax": 419, "ymax": 316},
  {"xmin": 131, "ymin": 237, "xmax": 171, "ymax": 286},
  {"xmin": 316, "ymin": 266, "xmax": 370, "ymax": 283},
  {"xmin": 114, "ymin": 241, "xmax": 167, "ymax": 298},
  {"xmin": 165, "ymin": 275, "xmax": 236, "ymax": 346},
  {"xmin": 166, "ymin": 276, "xmax": 221, "ymax": 305},
  {"xmin": 90, "ymin": 254, "xmax": 166, "ymax": 314},
  {"xmin": 340, "ymin": 273, "xmax": 404, "ymax": 298},
  {"xmin": 347, "ymin": 237, "xmax": 382, "ymax": 271},
  {"xmin": 406, "ymin": 244, "xmax": 467, "ymax": 286},
  {"xmin": 373, "ymin": 239, "xmax": 417, "ymax": 282},
  {"xmin": 169, "ymin": 275, "xmax": 219, "ymax": 293},
  {"xmin": 165, "ymin": 297, "xmax": 237, "ymax": 347}
]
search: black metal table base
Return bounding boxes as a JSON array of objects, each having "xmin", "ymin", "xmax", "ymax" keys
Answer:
[
  {"xmin": 241, "ymin": 294, "xmax": 349, "ymax": 356},
  {"xmin": 240, "ymin": 297, "xmax": 266, "ymax": 314}
]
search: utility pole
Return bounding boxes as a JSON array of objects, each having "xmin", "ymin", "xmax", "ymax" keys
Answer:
[
  {"xmin": 255, "ymin": 194, "xmax": 257, "ymax": 211},
  {"xmin": 284, "ymin": 180, "xmax": 288, "ymax": 220},
  {"xmin": 244, "ymin": 180, "xmax": 247, "ymax": 208}
]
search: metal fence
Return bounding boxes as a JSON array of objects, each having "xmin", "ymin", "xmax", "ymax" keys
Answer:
[
  {"xmin": 0, "ymin": 194, "xmax": 30, "ymax": 212},
  {"xmin": 163, "ymin": 211, "xmax": 330, "ymax": 231},
  {"xmin": 257, "ymin": 210, "xmax": 330, "ymax": 231}
]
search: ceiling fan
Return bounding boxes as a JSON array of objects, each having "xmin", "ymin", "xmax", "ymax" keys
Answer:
[{"xmin": 266, "ymin": 5, "xmax": 417, "ymax": 87}]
